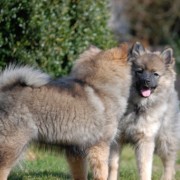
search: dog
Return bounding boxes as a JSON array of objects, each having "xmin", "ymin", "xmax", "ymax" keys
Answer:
[
  {"xmin": 0, "ymin": 44, "xmax": 131, "ymax": 180},
  {"xmin": 108, "ymin": 42, "xmax": 180, "ymax": 180}
]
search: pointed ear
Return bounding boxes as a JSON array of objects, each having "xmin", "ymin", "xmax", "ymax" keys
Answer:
[
  {"xmin": 76, "ymin": 45, "xmax": 101, "ymax": 64},
  {"xmin": 161, "ymin": 48, "xmax": 174, "ymax": 65},
  {"xmin": 87, "ymin": 45, "xmax": 101, "ymax": 52},
  {"xmin": 110, "ymin": 43, "xmax": 129, "ymax": 63},
  {"xmin": 130, "ymin": 42, "xmax": 145, "ymax": 57}
]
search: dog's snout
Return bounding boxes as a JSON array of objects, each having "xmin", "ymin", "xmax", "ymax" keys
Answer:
[
  {"xmin": 145, "ymin": 79, "xmax": 150, "ymax": 83},
  {"xmin": 138, "ymin": 71, "xmax": 151, "ymax": 87},
  {"xmin": 142, "ymin": 79, "xmax": 150, "ymax": 87},
  {"xmin": 144, "ymin": 79, "xmax": 150, "ymax": 86}
]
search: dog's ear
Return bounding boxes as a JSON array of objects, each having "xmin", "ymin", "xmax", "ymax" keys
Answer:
[
  {"xmin": 129, "ymin": 42, "xmax": 145, "ymax": 57},
  {"xmin": 87, "ymin": 45, "xmax": 101, "ymax": 52},
  {"xmin": 110, "ymin": 43, "xmax": 129, "ymax": 63},
  {"xmin": 161, "ymin": 48, "xmax": 174, "ymax": 66}
]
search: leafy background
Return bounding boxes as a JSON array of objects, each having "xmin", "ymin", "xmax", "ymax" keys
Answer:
[
  {"xmin": 0, "ymin": 0, "xmax": 116, "ymax": 77},
  {"xmin": 0, "ymin": 0, "xmax": 179, "ymax": 75}
]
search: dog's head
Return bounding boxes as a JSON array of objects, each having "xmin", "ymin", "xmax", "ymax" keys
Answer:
[{"xmin": 129, "ymin": 42, "xmax": 175, "ymax": 98}]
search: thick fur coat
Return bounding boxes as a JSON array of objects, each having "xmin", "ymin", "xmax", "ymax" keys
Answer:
[
  {"xmin": 108, "ymin": 42, "xmax": 180, "ymax": 180},
  {"xmin": 0, "ymin": 45, "xmax": 131, "ymax": 180}
]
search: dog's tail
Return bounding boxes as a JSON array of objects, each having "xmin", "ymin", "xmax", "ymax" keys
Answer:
[{"xmin": 0, "ymin": 64, "xmax": 50, "ymax": 89}]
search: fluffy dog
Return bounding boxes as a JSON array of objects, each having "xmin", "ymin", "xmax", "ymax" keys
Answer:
[
  {"xmin": 108, "ymin": 42, "xmax": 180, "ymax": 180},
  {"xmin": 0, "ymin": 44, "xmax": 131, "ymax": 180}
]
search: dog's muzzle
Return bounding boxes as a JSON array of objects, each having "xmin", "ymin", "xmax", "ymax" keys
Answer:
[
  {"xmin": 137, "ymin": 79, "xmax": 157, "ymax": 98},
  {"xmin": 135, "ymin": 70, "xmax": 158, "ymax": 98}
]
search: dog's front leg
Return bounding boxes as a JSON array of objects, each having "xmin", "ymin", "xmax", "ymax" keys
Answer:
[
  {"xmin": 88, "ymin": 141, "xmax": 110, "ymax": 180},
  {"xmin": 135, "ymin": 139, "xmax": 155, "ymax": 180},
  {"xmin": 160, "ymin": 152, "xmax": 176, "ymax": 180},
  {"xmin": 66, "ymin": 152, "xmax": 88, "ymax": 180},
  {"xmin": 108, "ymin": 141, "xmax": 121, "ymax": 180}
]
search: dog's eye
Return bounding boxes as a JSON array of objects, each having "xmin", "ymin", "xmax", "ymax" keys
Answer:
[
  {"xmin": 135, "ymin": 69, "xmax": 143, "ymax": 74},
  {"xmin": 154, "ymin": 72, "xmax": 160, "ymax": 77}
]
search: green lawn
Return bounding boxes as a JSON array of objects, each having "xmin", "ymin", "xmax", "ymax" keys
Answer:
[{"xmin": 9, "ymin": 146, "xmax": 180, "ymax": 180}]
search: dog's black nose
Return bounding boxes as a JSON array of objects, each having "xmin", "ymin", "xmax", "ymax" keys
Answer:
[{"xmin": 143, "ymin": 79, "xmax": 150, "ymax": 87}]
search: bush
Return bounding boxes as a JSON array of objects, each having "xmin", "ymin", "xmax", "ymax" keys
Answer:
[{"xmin": 0, "ymin": 0, "xmax": 116, "ymax": 76}]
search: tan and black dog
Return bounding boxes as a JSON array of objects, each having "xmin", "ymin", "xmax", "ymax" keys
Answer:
[{"xmin": 0, "ymin": 44, "xmax": 131, "ymax": 180}]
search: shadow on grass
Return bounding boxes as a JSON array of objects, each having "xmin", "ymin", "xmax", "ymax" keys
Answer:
[
  {"xmin": 9, "ymin": 171, "xmax": 71, "ymax": 180},
  {"xmin": 9, "ymin": 171, "xmax": 93, "ymax": 180}
]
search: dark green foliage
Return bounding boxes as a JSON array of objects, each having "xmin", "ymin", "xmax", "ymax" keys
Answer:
[{"xmin": 0, "ymin": 0, "xmax": 116, "ymax": 76}]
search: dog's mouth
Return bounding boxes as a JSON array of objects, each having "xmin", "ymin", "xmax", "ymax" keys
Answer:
[{"xmin": 140, "ymin": 87, "xmax": 152, "ymax": 98}]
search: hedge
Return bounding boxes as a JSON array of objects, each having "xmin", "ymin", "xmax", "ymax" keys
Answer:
[{"xmin": 0, "ymin": 0, "xmax": 116, "ymax": 76}]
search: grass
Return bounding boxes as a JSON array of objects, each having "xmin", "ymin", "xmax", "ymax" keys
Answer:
[
  {"xmin": 120, "ymin": 147, "xmax": 180, "ymax": 179},
  {"xmin": 9, "ymin": 146, "xmax": 180, "ymax": 180},
  {"xmin": 10, "ymin": 148, "xmax": 70, "ymax": 180}
]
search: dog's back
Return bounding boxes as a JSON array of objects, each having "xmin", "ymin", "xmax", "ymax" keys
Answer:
[{"xmin": 0, "ymin": 68, "xmax": 105, "ymax": 147}]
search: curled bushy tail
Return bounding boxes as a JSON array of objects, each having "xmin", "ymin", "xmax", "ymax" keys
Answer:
[{"xmin": 0, "ymin": 65, "xmax": 50, "ymax": 89}]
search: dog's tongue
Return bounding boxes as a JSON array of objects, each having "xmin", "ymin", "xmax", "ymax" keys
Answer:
[{"xmin": 140, "ymin": 88, "xmax": 151, "ymax": 97}]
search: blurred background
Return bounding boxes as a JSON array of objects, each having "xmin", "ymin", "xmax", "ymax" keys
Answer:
[{"xmin": 0, "ymin": 0, "xmax": 179, "ymax": 76}]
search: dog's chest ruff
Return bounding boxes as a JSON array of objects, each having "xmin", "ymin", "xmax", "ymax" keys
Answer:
[{"xmin": 120, "ymin": 98, "xmax": 163, "ymax": 143}]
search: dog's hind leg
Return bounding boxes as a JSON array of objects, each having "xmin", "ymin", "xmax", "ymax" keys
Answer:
[
  {"xmin": 0, "ymin": 142, "xmax": 28, "ymax": 180},
  {"xmin": 88, "ymin": 141, "xmax": 110, "ymax": 180},
  {"xmin": 135, "ymin": 139, "xmax": 155, "ymax": 180},
  {"xmin": 0, "ymin": 168, "xmax": 11, "ymax": 180},
  {"xmin": 0, "ymin": 126, "xmax": 34, "ymax": 180},
  {"xmin": 108, "ymin": 142, "xmax": 121, "ymax": 180}
]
